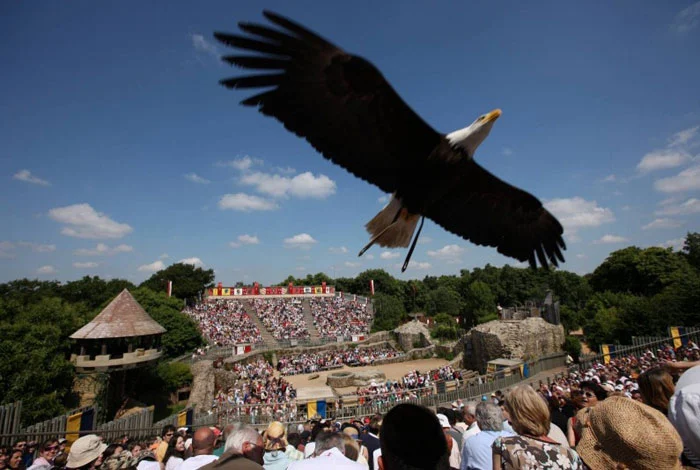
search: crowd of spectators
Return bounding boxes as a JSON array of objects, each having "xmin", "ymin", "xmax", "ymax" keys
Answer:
[
  {"xmin": 276, "ymin": 347, "xmax": 401, "ymax": 376},
  {"xmin": 250, "ymin": 299, "xmax": 309, "ymax": 341},
  {"xmin": 309, "ymin": 298, "xmax": 373, "ymax": 339},
  {"xmin": 183, "ymin": 301, "xmax": 262, "ymax": 346},
  {"xmin": 354, "ymin": 365, "xmax": 463, "ymax": 406}
]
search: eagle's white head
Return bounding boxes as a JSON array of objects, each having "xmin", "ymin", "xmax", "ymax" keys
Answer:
[{"xmin": 446, "ymin": 108, "xmax": 502, "ymax": 158}]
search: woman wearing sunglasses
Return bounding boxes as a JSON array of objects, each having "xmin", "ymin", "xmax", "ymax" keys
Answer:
[
  {"xmin": 566, "ymin": 381, "xmax": 607, "ymax": 447},
  {"xmin": 27, "ymin": 440, "xmax": 59, "ymax": 470}
]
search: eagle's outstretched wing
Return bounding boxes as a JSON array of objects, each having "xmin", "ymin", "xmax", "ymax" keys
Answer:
[
  {"xmin": 215, "ymin": 10, "xmax": 441, "ymax": 194},
  {"xmin": 422, "ymin": 157, "xmax": 566, "ymax": 268}
]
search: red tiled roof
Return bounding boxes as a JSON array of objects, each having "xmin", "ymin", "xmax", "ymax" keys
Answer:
[{"xmin": 70, "ymin": 289, "xmax": 166, "ymax": 339}]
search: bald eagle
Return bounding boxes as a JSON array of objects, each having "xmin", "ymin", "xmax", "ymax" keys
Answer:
[{"xmin": 215, "ymin": 11, "xmax": 566, "ymax": 271}]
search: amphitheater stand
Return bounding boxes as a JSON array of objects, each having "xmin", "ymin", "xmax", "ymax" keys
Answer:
[
  {"xmin": 246, "ymin": 300, "xmax": 279, "ymax": 347},
  {"xmin": 302, "ymin": 299, "xmax": 322, "ymax": 342}
]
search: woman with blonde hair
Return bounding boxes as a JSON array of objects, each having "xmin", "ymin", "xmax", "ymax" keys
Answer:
[{"xmin": 492, "ymin": 385, "xmax": 582, "ymax": 469}]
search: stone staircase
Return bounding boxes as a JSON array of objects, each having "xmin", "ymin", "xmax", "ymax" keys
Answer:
[
  {"xmin": 301, "ymin": 299, "xmax": 322, "ymax": 341},
  {"xmin": 245, "ymin": 300, "xmax": 279, "ymax": 347}
]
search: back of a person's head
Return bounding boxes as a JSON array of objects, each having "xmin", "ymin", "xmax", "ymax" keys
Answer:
[
  {"xmin": 192, "ymin": 427, "xmax": 215, "ymax": 455},
  {"xmin": 369, "ymin": 414, "xmax": 383, "ymax": 435},
  {"xmin": 475, "ymin": 402, "xmax": 504, "ymax": 432},
  {"xmin": 226, "ymin": 426, "xmax": 260, "ymax": 454},
  {"xmin": 380, "ymin": 404, "xmax": 449, "ymax": 470},
  {"xmin": 504, "ymin": 385, "xmax": 550, "ymax": 436},
  {"xmin": 637, "ymin": 367, "xmax": 675, "ymax": 415},
  {"xmin": 313, "ymin": 432, "xmax": 344, "ymax": 456}
]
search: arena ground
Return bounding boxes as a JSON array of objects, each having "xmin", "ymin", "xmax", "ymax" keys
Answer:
[{"xmin": 281, "ymin": 357, "xmax": 451, "ymax": 390}]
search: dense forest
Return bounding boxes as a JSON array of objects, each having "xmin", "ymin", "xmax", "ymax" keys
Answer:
[{"xmin": 1, "ymin": 233, "xmax": 698, "ymax": 425}]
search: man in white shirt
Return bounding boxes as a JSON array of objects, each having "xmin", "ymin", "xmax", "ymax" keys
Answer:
[
  {"xmin": 461, "ymin": 402, "xmax": 480, "ymax": 442},
  {"xmin": 178, "ymin": 428, "xmax": 219, "ymax": 470},
  {"xmin": 289, "ymin": 432, "xmax": 365, "ymax": 470}
]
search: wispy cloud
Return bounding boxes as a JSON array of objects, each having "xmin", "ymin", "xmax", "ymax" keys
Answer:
[
  {"xmin": 659, "ymin": 237, "xmax": 686, "ymax": 250},
  {"xmin": 218, "ymin": 193, "xmax": 279, "ymax": 211},
  {"xmin": 600, "ymin": 174, "xmax": 616, "ymax": 183},
  {"xmin": 593, "ymin": 234, "xmax": 629, "ymax": 244},
  {"xmin": 329, "ymin": 246, "xmax": 348, "ymax": 254},
  {"xmin": 671, "ymin": 1, "xmax": 700, "ymax": 33},
  {"xmin": 159, "ymin": 253, "xmax": 169, "ymax": 259},
  {"xmin": 240, "ymin": 171, "xmax": 336, "ymax": 199},
  {"xmin": 13, "ymin": 169, "xmax": 50, "ymax": 186},
  {"xmin": 637, "ymin": 149, "xmax": 691, "ymax": 173},
  {"xmin": 344, "ymin": 261, "xmax": 361, "ymax": 268},
  {"xmin": 184, "ymin": 173, "xmax": 210, "ymax": 184},
  {"xmin": 230, "ymin": 234, "xmax": 260, "ymax": 248},
  {"xmin": 502, "ymin": 148, "xmax": 514, "ymax": 156},
  {"xmin": 655, "ymin": 197, "xmax": 700, "ymax": 216},
  {"xmin": 74, "ymin": 243, "xmax": 133, "ymax": 256},
  {"xmin": 418, "ymin": 236, "xmax": 433, "ymax": 245},
  {"xmin": 380, "ymin": 251, "xmax": 400, "ymax": 260},
  {"xmin": 37, "ymin": 265, "xmax": 56, "ymax": 274},
  {"xmin": 377, "ymin": 195, "xmax": 389, "ymax": 204},
  {"xmin": 669, "ymin": 125, "xmax": 699, "ymax": 147},
  {"xmin": 49, "ymin": 203, "xmax": 133, "ymax": 239},
  {"xmin": 654, "ymin": 165, "xmax": 700, "ymax": 193},
  {"xmin": 642, "ymin": 218, "xmax": 683, "ymax": 230},
  {"xmin": 283, "ymin": 233, "xmax": 318, "ymax": 250},
  {"xmin": 397, "ymin": 260, "xmax": 431, "ymax": 270},
  {"xmin": 138, "ymin": 260, "xmax": 164, "ymax": 273},
  {"xmin": 427, "ymin": 244, "xmax": 465, "ymax": 263},
  {"xmin": 217, "ymin": 156, "xmax": 263, "ymax": 171},
  {"xmin": 191, "ymin": 33, "xmax": 220, "ymax": 59},
  {"xmin": 0, "ymin": 241, "xmax": 16, "ymax": 258},
  {"xmin": 73, "ymin": 262, "xmax": 98, "ymax": 269},
  {"xmin": 17, "ymin": 241, "xmax": 56, "ymax": 252}
]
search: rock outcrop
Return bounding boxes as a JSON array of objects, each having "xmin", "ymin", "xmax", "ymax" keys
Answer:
[
  {"xmin": 463, "ymin": 318, "xmax": 565, "ymax": 373},
  {"xmin": 394, "ymin": 320, "xmax": 431, "ymax": 351}
]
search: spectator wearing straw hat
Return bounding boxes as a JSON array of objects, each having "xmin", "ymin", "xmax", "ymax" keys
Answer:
[
  {"xmin": 66, "ymin": 435, "xmax": 107, "ymax": 470},
  {"xmin": 577, "ymin": 396, "xmax": 684, "ymax": 469}
]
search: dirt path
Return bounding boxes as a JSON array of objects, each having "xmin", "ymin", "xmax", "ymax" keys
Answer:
[{"xmin": 282, "ymin": 357, "xmax": 451, "ymax": 389}]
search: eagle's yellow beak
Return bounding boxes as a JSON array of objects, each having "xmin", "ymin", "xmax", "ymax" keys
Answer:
[{"xmin": 484, "ymin": 109, "xmax": 502, "ymax": 123}]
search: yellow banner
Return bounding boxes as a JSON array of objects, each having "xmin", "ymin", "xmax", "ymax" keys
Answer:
[
  {"xmin": 66, "ymin": 412, "xmax": 82, "ymax": 447},
  {"xmin": 670, "ymin": 327, "xmax": 682, "ymax": 349},
  {"xmin": 177, "ymin": 410, "xmax": 188, "ymax": 427},
  {"xmin": 602, "ymin": 345, "xmax": 611, "ymax": 365},
  {"xmin": 222, "ymin": 288, "xmax": 230, "ymax": 296},
  {"xmin": 307, "ymin": 401, "xmax": 317, "ymax": 419}
]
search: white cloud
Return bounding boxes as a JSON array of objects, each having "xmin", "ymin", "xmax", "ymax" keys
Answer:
[
  {"xmin": 138, "ymin": 260, "xmax": 165, "ymax": 272},
  {"xmin": 274, "ymin": 166, "xmax": 296, "ymax": 174},
  {"xmin": 502, "ymin": 148, "xmax": 513, "ymax": 156},
  {"xmin": 377, "ymin": 195, "xmax": 389, "ymax": 204},
  {"xmin": 218, "ymin": 193, "xmax": 279, "ymax": 211},
  {"xmin": 329, "ymin": 246, "xmax": 348, "ymax": 254},
  {"xmin": 654, "ymin": 165, "xmax": 700, "ymax": 193},
  {"xmin": 296, "ymin": 266, "xmax": 306, "ymax": 272},
  {"xmin": 74, "ymin": 243, "xmax": 133, "ymax": 256},
  {"xmin": 365, "ymin": 254, "xmax": 375, "ymax": 260},
  {"xmin": 159, "ymin": 253, "xmax": 169, "ymax": 259},
  {"xmin": 544, "ymin": 197, "xmax": 615, "ymax": 235},
  {"xmin": 427, "ymin": 244, "xmax": 465, "ymax": 260},
  {"xmin": 184, "ymin": 173, "xmax": 210, "ymax": 184},
  {"xmin": 400, "ymin": 261, "xmax": 431, "ymax": 270},
  {"xmin": 659, "ymin": 238, "xmax": 686, "ymax": 250},
  {"xmin": 37, "ymin": 265, "xmax": 56, "ymax": 274},
  {"xmin": 671, "ymin": 1, "xmax": 700, "ymax": 33},
  {"xmin": 0, "ymin": 241, "xmax": 15, "ymax": 258},
  {"xmin": 637, "ymin": 149, "xmax": 691, "ymax": 173},
  {"xmin": 13, "ymin": 169, "xmax": 50, "ymax": 186},
  {"xmin": 601, "ymin": 174, "xmax": 616, "ymax": 183},
  {"xmin": 669, "ymin": 125, "xmax": 699, "ymax": 147},
  {"xmin": 575, "ymin": 254, "xmax": 587, "ymax": 259},
  {"xmin": 49, "ymin": 203, "xmax": 133, "ymax": 239},
  {"xmin": 284, "ymin": 233, "xmax": 318, "ymax": 249},
  {"xmin": 380, "ymin": 251, "xmax": 400, "ymax": 260},
  {"xmin": 642, "ymin": 218, "xmax": 683, "ymax": 230},
  {"xmin": 218, "ymin": 156, "xmax": 263, "ymax": 171},
  {"xmin": 621, "ymin": 205, "xmax": 631, "ymax": 211},
  {"xmin": 240, "ymin": 171, "xmax": 336, "ymax": 199},
  {"xmin": 593, "ymin": 234, "xmax": 629, "ymax": 244},
  {"xmin": 655, "ymin": 198, "xmax": 700, "ymax": 216},
  {"xmin": 17, "ymin": 241, "xmax": 56, "ymax": 252},
  {"xmin": 191, "ymin": 33, "xmax": 219, "ymax": 58},
  {"xmin": 73, "ymin": 262, "xmax": 98, "ymax": 268},
  {"xmin": 230, "ymin": 234, "xmax": 260, "ymax": 248},
  {"xmin": 418, "ymin": 236, "xmax": 433, "ymax": 245},
  {"xmin": 179, "ymin": 257, "xmax": 204, "ymax": 267},
  {"xmin": 344, "ymin": 261, "xmax": 361, "ymax": 268}
]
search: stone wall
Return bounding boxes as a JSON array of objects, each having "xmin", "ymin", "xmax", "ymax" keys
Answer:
[
  {"xmin": 463, "ymin": 318, "xmax": 565, "ymax": 373},
  {"xmin": 394, "ymin": 321, "xmax": 431, "ymax": 351}
]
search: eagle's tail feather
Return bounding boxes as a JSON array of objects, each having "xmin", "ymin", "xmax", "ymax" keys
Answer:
[{"xmin": 359, "ymin": 196, "xmax": 420, "ymax": 257}]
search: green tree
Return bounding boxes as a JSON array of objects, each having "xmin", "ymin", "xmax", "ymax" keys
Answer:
[
  {"xmin": 140, "ymin": 263, "xmax": 214, "ymax": 303},
  {"xmin": 60, "ymin": 276, "xmax": 136, "ymax": 310},
  {"xmin": 157, "ymin": 362, "xmax": 193, "ymax": 391},
  {"xmin": 563, "ymin": 336, "xmax": 582, "ymax": 361},
  {"xmin": 131, "ymin": 288, "xmax": 204, "ymax": 357},
  {"xmin": 682, "ymin": 232, "xmax": 700, "ymax": 271},
  {"xmin": 355, "ymin": 270, "xmax": 402, "ymax": 298},
  {"xmin": 426, "ymin": 286, "xmax": 462, "ymax": 317},
  {"xmin": 371, "ymin": 293, "xmax": 406, "ymax": 332},
  {"xmin": 462, "ymin": 281, "xmax": 496, "ymax": 326}
]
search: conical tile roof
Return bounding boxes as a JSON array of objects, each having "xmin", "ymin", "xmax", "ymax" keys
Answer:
[{"xmin": 70, "ymin": 289, "xmax": 166, "ymax": 339}]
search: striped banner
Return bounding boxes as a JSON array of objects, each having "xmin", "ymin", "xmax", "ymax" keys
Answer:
[{"xmin": 669, "ymin": 327, "xmax": 684, "ymax": 349}]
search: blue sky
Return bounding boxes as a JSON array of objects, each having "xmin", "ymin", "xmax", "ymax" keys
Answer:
[{"xmin": 2, "ymin": 1, "xmax": 700, "ymax": 286}]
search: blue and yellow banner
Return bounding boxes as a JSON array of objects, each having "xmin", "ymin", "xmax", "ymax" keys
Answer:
[
  {"xmin": 307, "ymin": 400, "xmax": 327, "ymax": 419},
  {"xmin": 177, "ymin": 409, "xmax": 193, "ymax": 427},
  {"xmin": 669, "ymin": 327, "xmax": 686, "ymax": 349},
  {"xmin": 601, "ymin": 344, "xmax": 616, "ymax": 364}
]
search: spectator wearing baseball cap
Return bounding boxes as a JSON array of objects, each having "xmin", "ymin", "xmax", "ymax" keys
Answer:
[{"xmin": 66, "ymin": 435, "xmax": 107, "ymax": 470}]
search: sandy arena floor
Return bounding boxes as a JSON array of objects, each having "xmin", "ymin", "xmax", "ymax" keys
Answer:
[{"xmin": 281, "ymin": 357, "xmax": 451, "ymax": 390}]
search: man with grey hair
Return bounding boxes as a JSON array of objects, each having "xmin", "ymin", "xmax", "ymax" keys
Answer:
[
  {"xmin": 200, "ymin": 426, "xmax": 263, "ymax": 470},
  {"xmin": 288, "ymin": 431, "xmax": 365, "ymax": 470},
  {"xmin": 460, "ymin": 402, "xmax": 513, "ymax": 470},
  {"xmin": 461, "ymin": 402, "xmax": 480, "ymax": 442}
]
